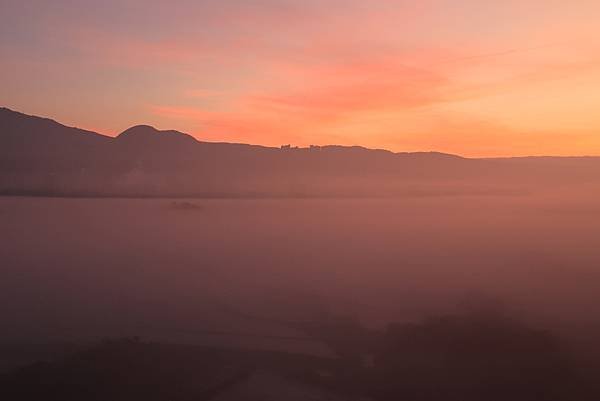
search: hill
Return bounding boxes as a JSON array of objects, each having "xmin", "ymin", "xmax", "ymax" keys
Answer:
[{"xmin": 1, "ymin": 107, "xmax": 599, "ymax": 197}]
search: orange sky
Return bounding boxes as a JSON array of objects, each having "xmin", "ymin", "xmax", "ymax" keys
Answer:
[{"xmin": 2, "ymin": 0, "xmax": 600, "ymax": 156}]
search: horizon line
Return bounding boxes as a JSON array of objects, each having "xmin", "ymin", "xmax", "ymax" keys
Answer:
[{"xmin": 3, "ymin": 105, "xmax": 600, "ymax": 160}]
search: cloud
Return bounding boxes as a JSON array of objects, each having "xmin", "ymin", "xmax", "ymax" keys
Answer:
[{"xmin": 4, "ymin": 0, "xmax": 600, "ymax": 155}]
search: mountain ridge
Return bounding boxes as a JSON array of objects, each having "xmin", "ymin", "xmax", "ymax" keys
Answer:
[
  {"xmin": 6, "ymin": 106, "xmax": 595, "ymax": 159},
  {"xmin": 1, "ymin": 106, "xmax": 466, "ymax": 158},
  {"xmin": 2, "ymin": 106, "xmax": 600, "ymax": 198}
]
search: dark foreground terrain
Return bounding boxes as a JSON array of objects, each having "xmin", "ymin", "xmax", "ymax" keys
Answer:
[{"xmin": 2, "ymin": 310, "xmax": 600, "ymax": 401}]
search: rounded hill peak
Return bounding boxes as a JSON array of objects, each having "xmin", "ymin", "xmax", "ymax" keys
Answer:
[
  {"xmin": 117, "ymin": 125, "xmax": 197, "ymax": 146},
  {"xmin": 121, "ymin": 124, "xmax": 157, "ymax": 133}
]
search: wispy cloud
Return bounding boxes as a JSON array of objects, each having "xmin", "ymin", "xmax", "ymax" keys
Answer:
[{"xmin": 3, "ymin": 0, "xmax": 600, "ymax": 155}]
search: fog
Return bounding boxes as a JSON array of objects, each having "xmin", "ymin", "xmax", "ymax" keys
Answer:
[{"xmin": 2, "ymin": 191, "xmax": 600, "ymax": 353}]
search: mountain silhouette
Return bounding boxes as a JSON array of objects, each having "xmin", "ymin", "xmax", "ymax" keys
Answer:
[
  {"xmin": 1, "ymin": 106, "xmax": 599, "ymax": 197},
  {"xmin": 117, "ymin": 125, "xmax": 198, "ymax": 147}
]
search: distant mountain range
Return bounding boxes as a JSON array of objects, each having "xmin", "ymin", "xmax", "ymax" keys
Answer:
[{"xmin": 1, "ymin": 107, "xmax": 599, "ymax": 197}]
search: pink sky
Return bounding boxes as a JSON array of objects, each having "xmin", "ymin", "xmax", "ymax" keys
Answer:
[{"xmin": 2, "ymin": 0, "xmax": 600, "ymax": 156}]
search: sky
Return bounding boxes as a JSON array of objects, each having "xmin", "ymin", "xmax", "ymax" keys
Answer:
[{"xmin": 1, "ymin": 0, "xmax": 600, "ymax": 157}]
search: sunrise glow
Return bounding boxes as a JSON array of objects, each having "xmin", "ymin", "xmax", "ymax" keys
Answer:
[{"xmin": 2, "ymin": 0, "xmax": 600, "ymax": 156}]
